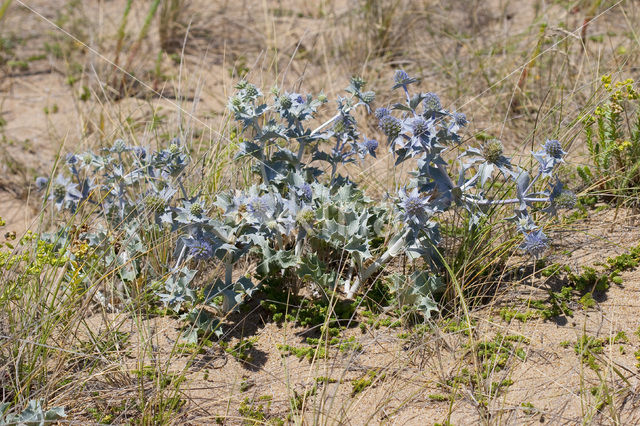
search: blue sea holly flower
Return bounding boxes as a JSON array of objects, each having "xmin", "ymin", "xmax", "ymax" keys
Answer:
[
  {"xmin": 49, "ymin": 174, "xmax": 82, "ymax": 211},
  {"xmin": 453, "ymin": 112, "xmax": 467, "ymax": 127},
  {"xmin": 379, "ymin": 114, "xmax": 402, "ymax": 142},
  {"xmin": 35, "ymin": 176, "xmax": 48, "ymax": 191},
  {"xmin": 66, "ymin": 153, "xmax": 79, "ymax": 166},
  {"xmin": 184, "ymin": 237, "xmax": 213, "ymax": 260},
  {"xmin": 543, "ymin": 139, "xmax": 566, "ymax": 159},
  {"xmin": 520, "ymin": 229, "xmax": 548, "ymax": 258},
  {"xmin": 533, "ymin": 139, "xmax": 566, "ymax": 176},
  {"xmin": 411, "ymin": 117, "xmax": 430, "ymax": 137},
  {"xmin": 296, "ymin": 183, "xmax": 313, "ymax": 201},
  {"xmin": 398, "ymin": 188, "xmax": 433, "ymax": 227},
  {"xmin": 375, "ymin": 107, "xmax": 390, "ymax": 119},
  {"xmin": 246, "ymin": 194, "xmax": 275, "ymax": 224},
  {"xmin": 423, "ymin": 92, "xmax": 442, "ymax": 113},
  {"xmin": 356, "ymin": 137, "xmax": 378, "ymax": 159},
  {"xmin": 392, "ymin": 69, "xmax": 418, "ymax": 90},
  {"xmin": 175, "ymin": 199, "xmax": 210, "ymax": 226},
  {"xmin": 109, "ymin": 138, "xmax": 130, "ymax": 154},
  {"xmin": 408, "ymin": 117, "xmax": 435, "ymax": 151}
]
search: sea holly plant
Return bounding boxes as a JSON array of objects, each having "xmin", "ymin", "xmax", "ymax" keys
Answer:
[
  {"xmin": 36, "ymin": 70, "xmax": 574, "ymax": 332},
  {"xmin": 225, "ymin": 70, "xmax": 574, "ymax": 302}
]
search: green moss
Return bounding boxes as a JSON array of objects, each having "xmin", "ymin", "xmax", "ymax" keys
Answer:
[{"xmin": 351, "ymin": 369, "xmax": 384, "ymax": 396}]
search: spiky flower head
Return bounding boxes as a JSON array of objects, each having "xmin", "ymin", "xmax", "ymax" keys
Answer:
[
  {"xmin": 520, "ymin": 229, "xmax": 548, "ymax": 258},
  {"xmin": 350, "ymin": 76, "xmax": 366, "ymax": 90},
  {"xmin": 190, "ymin": 202, "xmax": 204, "ymax": 216},
  {"xmin": 144, "ymin": 194, "xmax": 167, "ymax": 213},
  {"xmin": 453, "ymin": 112, "xmax": 467, "ymax": 127},
  {"xmin": 543, "ymin": 139, "xmax": 564, "ymax": 159},
  {"xmin": 482, "ymin": 139, "xmax": 504, "ymax": 164},
  {"xmin": 394, "ymin": 70, "xmax": 410, "ymax": 86},
  {"xmin": 246, "ymin": 195, "xmax": 274, "ymax": 223},
  {"xmin": 333, "ymin": 114, "xmax": 355, "ymax": 135},
  {"xmin": 363, "ymin": 138, "xmax": 378, "ymax": 152},
  {"xmin": 552, "ymin": 189, "xmax": 577, "ymax": 210},
  {"xmin": 423, "ymin": 92, "xmax": 441, "ymax": 112},
  {"xmin": 169, "ymin": 143, "xmax": 180, "ymax": 154},
  {"xmin": 112, "ymin": 139, "xmax": 128, "ymax": 153},
  {"xmin": 297, "ymin": 183, "xmax": 313, "ymax": 200},
  {"xmin": 235, "ymin": 80, "xmax": 249, "ymax": 90},
  {"xmin": 185, "ymin": 238, "xmax": 213, "ymax": 260},
  {"xmin": 411, "ymin": 117, "xmax": 430, "ymax": 137},
  {"xmin": 398, "ymin": 188, "xmax": 432, "ymax": 226},
  {"xmin": 361, "ymin": 91, "xmax": 376, "ymax": 104},
  {"xmin": 35, "ymin": 176, "xmax": 48, "ymax": 191},
  {"xmin": 279, "ymin": 95, "xmax": 292, "ymax": 110},
  {"xmin": 243, "ymin": 84, "xmax": 259, "ymax": 100},
  {"xmin": 230, "ymin": 96, "xmax": 242, "ymax": 107},
  {"xmin": 296, "ymin": 207, "xmax": 315, "ymax": 225},
  {"xmin": 66, "ymin": 154, "xmax": 78, "ymax": 165},
  {"xmin": 379, "ymin": 114, "xmax": 402, "ymax": 140},
  {"xmin": 375, "ymin": 107, "xmax": 390, "ymax": 119},
  {"xmin": 53, "ymin": 182, "xmax": 67, "ymax": 200}
]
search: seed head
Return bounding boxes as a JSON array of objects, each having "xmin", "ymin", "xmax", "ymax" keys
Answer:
[
  {"xmin": 423, "ymin": 93, "xmax": 441, "ymax": 112},
  {"xmin": 361, "ymin": 91, "xmax": 376, "ymax": 104},
  {"xmin": 482, "ymin": 139, "xmax": 504, "ymax": 164},
  {"xmin": 53, "ymin": 184, "xmax": 66, "ymax": 200},
  {"xmin": 350, "ymin": 76, "xmax": 366, "ymax": 90},
  {"xmin": 379, "ymin": 115, "xmax": 402, "ymax": 140},
  {"xmin": 190, "ymin": 203, "xmax": 204, "ymax": 216},
  {"xmin": 279, "ymin": 96, "xmax": 292, "ymax": 109},
  {"xmin": 544, "ymin": 139, "xmax": 564, "ymax": 158}
]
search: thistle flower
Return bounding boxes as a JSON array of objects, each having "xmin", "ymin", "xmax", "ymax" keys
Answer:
[
  {"xmin": 398, "ymin": 188, "xmax": 432, "ymax": 226},
  {"xmin": 246, "ymin": 195, "xmax": 274, "ymax": 223},
  {"xmin": 361, "ymin": 91, "xmax": 376, "ymax": 104},
  {"xmin": 333, "ymin": 113, "xmax": 356, "ymax": 135},
  {"xmin": 278, "ymin": 95, "xmax": 293, "ymax": 110},
  {"xmin": 520, "ymin": 229, "xmax": 548, "ymax": 258},
  {"xmin": 379, "ymin": 114, "xmax": 402, "ymax": 140},
  {"xmin": 359, "ymin": 138, "xmax": 379, "ymax": 158},
  {"xmin": 296, "ymin": 183, "xmax": 313, "ymax": 201},
  {"xmin": 543, "ymin": 139, "xmax": 565, "ymax": 159},
  {"xmin": 243, "ymin": 84, "xmax": 259, "ymax": 100},
  {"xmin": 452, "ymin": 112, "xmax": 467, "ymax": 127},
  {"xmin": 144, "ymin": 194, "xmax": 167, "ymax": 213},
  {"xmin": 111, "ymin": 139, "xmax": 129, "ymax": 153},
  {"xmin": 375, "ymin": 107, "xmax": 390, "ymax": 119},
  {"xmin": 185, "ymin": 238, "xmax": 213, "ymax": 260},
  {"xmin": 423, "ymin": 92, "xmax": 441, "ymax": 113},
  {"xmin": 392, "ymin": 69, "xmax": 418, "ymax": 90},
  {"xmin": 411, "ymin": 117, "xmax": 430, "ymax": 137},
  {"xmin": 296, "ymin": 207, "xmax": 315, "ymax": 225},
  {"xmin": 35, "ymin": 176, "xmax": 49, "ymax": 191},
  {"xmin": 482, "ymin": 139, "xmax": 504, "ymax": 164},
  {"xmin": 66, "ymin": 154, "xmax": 78, "ymax": 165},
  {"xmin": 49, "ymin": 174, "xmax": 82, "ymax": 210}
]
